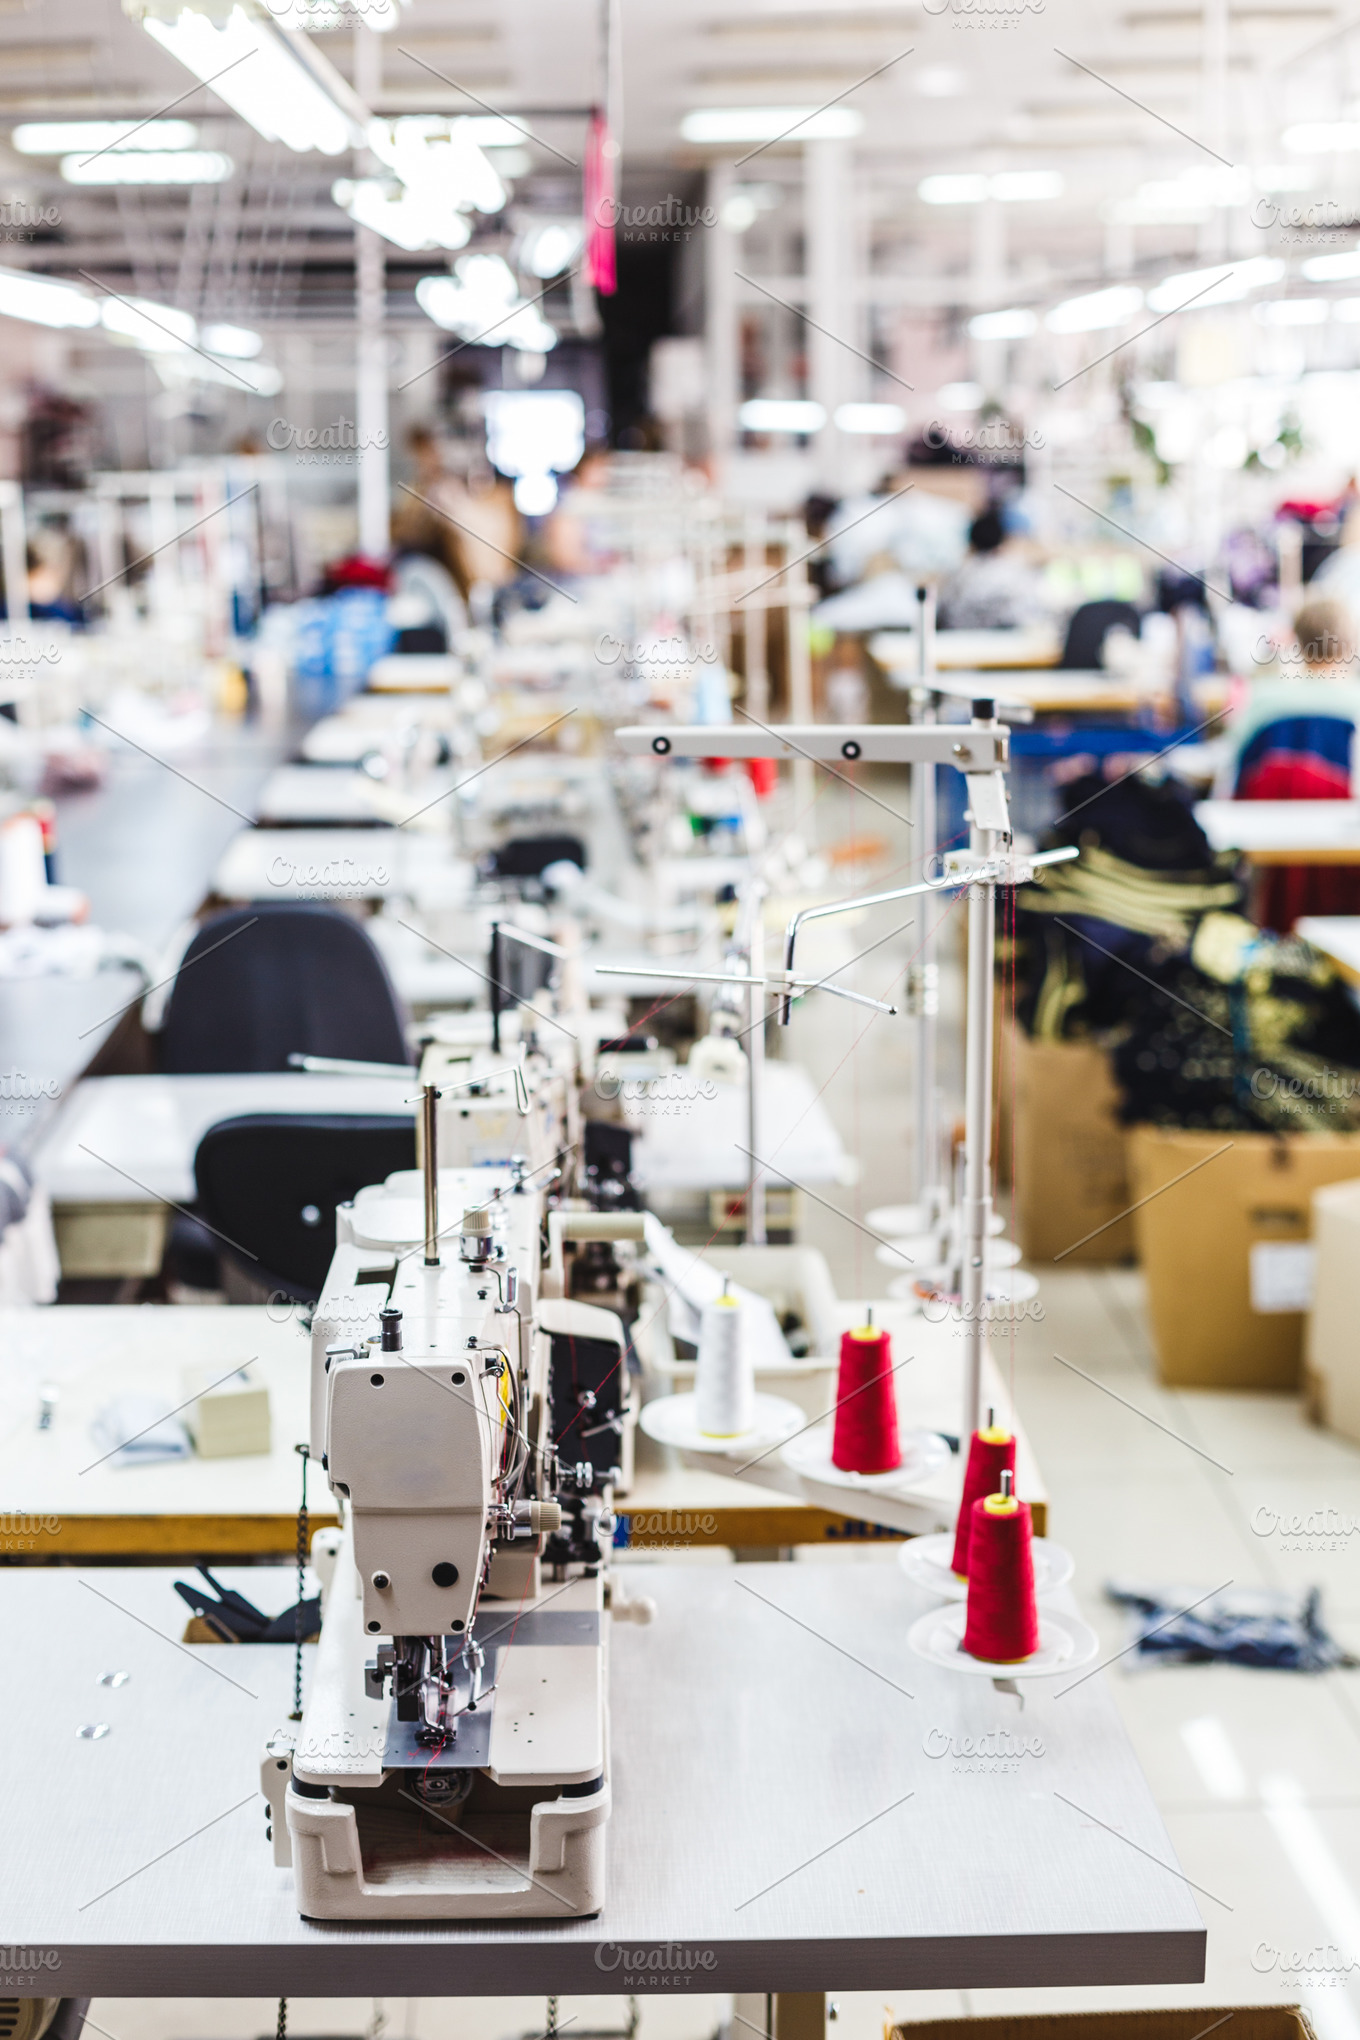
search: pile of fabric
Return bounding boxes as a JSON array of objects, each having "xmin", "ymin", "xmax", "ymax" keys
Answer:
[{"xmin": 1014, "ymin": 770, "xmax": 1360, "ymax": 1131}]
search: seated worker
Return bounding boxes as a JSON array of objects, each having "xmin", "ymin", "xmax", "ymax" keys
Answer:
[
  {"xmin": 938, "ymin": 502, "xmax": 1049, "ymax": 631},
  {"xmin": 1224, "ymin": 594, "xmax": 1360, "ymax": 929}
]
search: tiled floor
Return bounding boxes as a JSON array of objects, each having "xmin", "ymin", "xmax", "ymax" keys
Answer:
[{"xmin": 89, "ymin": 782, "xmax": 1360, "ymax": 2040}]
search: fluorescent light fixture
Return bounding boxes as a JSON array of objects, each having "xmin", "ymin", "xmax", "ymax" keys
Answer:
[
  {"xmin": 937, "ymin": 381, "xmax": 982, "ymax": 410},
  {"xmin": 333, "ymin": 176, "xmax": 471, "ymax": 253},
  {"xmin": 0, "ymin": 267, "xmax": 99, "ymax": 330},
  {"xmin": 202, "ymin": 320, "xmax": 262, "ymax": 357},
  {"xmin": 366, "ymin": 116, "xmax": 505, "ymax": 216},
  {"xmin": 61, "ymin": 149, "xmax": 233, "ymax": 184},
  {"xmin": 680, "ymin": 106, "xmax": 863, "ymax": 144},
  {"xmin": 1256, "ymin": 162, "xmax": 1315, "ymax": 191},
  {"xmin": 920, "ymin": 171, "xmax": 1061, "ymax": 205},
  {"xmin": 416, "ymin": 253, "xmax": 556, "ymax": 351},
  {"xmin": 513, "ymin": 473, "xmax": 558, "ymax": 516},
  {"xmin": 914, "ymin": 65, "xmax": 966, "ymax": 97},
  {"xmin": 483, "ymin": 389, "xmax": 585, "ymax": 508},
  {"xmin": 919, "ymin": 173, "xmax": 988, "ymax": 205},
  {"xmin": 1283, "ymin": 121, "xmax": 1360, "ymax": 152},
  {"xmin": 738, "ymin": 397, "xmax": 826, "ymax": 433},
  {"xmin": 460, "ymin": 117, "xmax": 533, "ymax": 147},
  {"xmin": 13, "ymin": 119, "xmax": 198, "ymax": 152},
  {"xmin": 970, "ymin": 307, "xmax": 1037, "ymax": 339},
  {"xmin": 520, "ymin": 219, "xmax": 583, "ymax": 278},
  {"xmin": 991, "ymin": 170, "xmax": 1063, "ymax": 201},
  {"xmin": 139, "ymin": 5, "xmax": 358, "ymax": 155},
  {"xmin": 1335, "ymin": 298, "xmax": 1360, "ymax": 321},
  {"xmin": 101, "ymin": 294, "xmax": 197, "ymax": 352},
  {"xmin": 1303, "ymin": 247, "xmax": 1360, "ymax": 280},
  {"xmin": 835, "ymin": 402, "xmax": 906, "ymax": 434},
  {"xmin": 1254, "ymin": 297, "xmax": 1328, "ymax": 324},
  {"xmin": 1146, "ymin": 256, "xmax": 1285, "ymax": 313},
  {"xmin": 155, "ymin": 348, "xmax": 282, "ymax": 394},
  {"xmin": 1046, "ymin": 285, "xmax": 1143, "ymax": 333}
]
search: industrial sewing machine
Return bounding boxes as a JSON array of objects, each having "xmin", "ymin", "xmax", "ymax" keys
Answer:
[{"xmin": 262, "ymin": 1070, "xmax": 646, "ymax": 1920}]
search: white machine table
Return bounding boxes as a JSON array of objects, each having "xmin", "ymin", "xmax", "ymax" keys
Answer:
[{"xmin": 0, "ymin": 1560, "xmax": 1204, "ymax": 1992}]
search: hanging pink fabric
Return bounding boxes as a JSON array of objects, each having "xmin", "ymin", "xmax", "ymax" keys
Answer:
[{"xmin": 584, "ymin": 108, "xmax": 618, "ymax": 297}]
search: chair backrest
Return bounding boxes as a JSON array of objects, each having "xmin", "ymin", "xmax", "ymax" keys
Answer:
[
  {"xmin": 1060, "ymin": 599, "xmax": 1142, "ymax": 670},
  {"xmin": 194, "ymin": 1113, "xmax": 417, "ymax": 1298},
  {"xmin": 161, "ymin": 904, "xmax": 410, "ymax": 1073},
  {"xmin": 1234, "ymin": 714, "xmax": 1355, "ymax": 801}
]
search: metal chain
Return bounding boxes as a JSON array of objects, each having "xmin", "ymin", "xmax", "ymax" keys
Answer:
[
  {"xmin": 276, "ymin": 2002, "xmax": 287, "ymax": 2040},
  {"xmin": 290, "ymin": 1444, "xmax": 310, "ymax": 1721},
  {"xmin": 545, "ymin": 2000, "xmax": 559, "ymax": 2040}
]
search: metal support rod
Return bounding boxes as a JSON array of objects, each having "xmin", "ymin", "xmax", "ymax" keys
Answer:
[
  {"xmin": 910, "ymin": 584, "xmax": 940, "ymax": 1217},
  {"xmin": 961, "ymin": 704, "xmax": 1000, "ymax": 1442},
  {"xmin": 746, "ymin": 903, "xmax": 767, "ymax": 1245},
  {"xmin": 422, "ymin": 1081, "xmax": 440, "ymax": 1266},
  {"xmin": 744, "ymin": 511, "xmax": 769, "ymax": 721},
  {"xmin": 490, "ymin": 920, "xmax": 504, "ymax": 1054}
]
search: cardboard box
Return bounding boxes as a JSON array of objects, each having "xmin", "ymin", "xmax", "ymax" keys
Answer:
[
  {"xmin": 1128, "ymin": 1125, "xmax": 1360, "ymax": 1389},
  {"xmin": 181, "ymin": 1361, "xmax": 271, "ymax": 1458},
  {"xmin": 1006, "ymin": 1027, "xmax": 1134, "ymax": 1263},
  {"xmin": 1306, "ymin": 1176, "xmax": 1360, "ymax": 1443},
  {"xmin": 892, "ymin": 2011, "xmax": 1314, "ymax": 2040},
  {"xmin": 53, "ymin": 1201, "xmax": 168, "ymax": 1278}
]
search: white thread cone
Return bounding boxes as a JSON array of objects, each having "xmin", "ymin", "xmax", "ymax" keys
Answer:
[{"xmin": 695, "ymin": 1291, "xmax": 752, "ymax": 1437}]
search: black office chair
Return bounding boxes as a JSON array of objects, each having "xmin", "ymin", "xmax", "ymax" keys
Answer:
[
  {"xmin": 483, "ymin": 834, "xmax": 587, "ymax": 881},
  {"xmin": 193, "ymin": 1113, "xmax": 418, "ymax": 1299},
  {"xmin": 1059, "ymin": 599, "xmax": 1142, "ymax": 670},
  {"xmin": 160, "ymin": 904, "xmax": 411, "ymax": 1073}
]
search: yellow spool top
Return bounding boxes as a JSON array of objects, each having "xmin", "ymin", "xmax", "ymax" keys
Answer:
[
  {"xmin": 850, "ymin": 1324, "xmax": 882, "ymax": 1341},
  {"xmin": 984, "ymin": 1493, "xmax": 1020, "ymax": 1516},
  {"xmin": 714, "ymin": 1294, "xmax": 739, "ymax": 1310},
  {"xmin": 979, "ymin": 1425, "xmax": 1012, "ymax": 1445}
]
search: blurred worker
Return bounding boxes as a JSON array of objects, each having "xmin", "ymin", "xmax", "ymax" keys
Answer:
[
  {"xmin": 938, "ymin": 502, "xmax": 1049, "ymax": 631},
  {"xmin": 1224, "ymin": 593, "xmax": 1360, "ymax": 929},
  {"xmin": 390, "ymin": 426, "xmax": 522, "ymax": 619}
]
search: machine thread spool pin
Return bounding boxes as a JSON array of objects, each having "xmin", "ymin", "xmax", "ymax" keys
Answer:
[
  {"xmin": 950, "ymin": 1411, "xmax": 1015, "ymax": 1580},
  {"xmin": 422, "ymin": 1080, "xmax": 440, "ymax": 1266}
]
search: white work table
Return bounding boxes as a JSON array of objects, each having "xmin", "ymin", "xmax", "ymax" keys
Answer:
[
  {"xmin": 0, "ymin": 1304, "xmax": 327, "ymax": 1556},
  {"xmin": 33, "ymin": 1071, "xmax": 416, "ymax": 1207},
  {"xmin": 1298, "ymin": 915, "xmax": 1360, "ymax": 985},
  {"xmin": 1194, "ymin": 798, "xmax": 1360, "ymax": 862},
  {"xmin": 0, "ymin": 1559, "xmax": 1204, "ymax": 1992},
  {"xmin": 0, "ymin": 1299, "xmax": 1046, "ymax": 1558},
  {"xmin": 627, "ymin": 1062, "xmax": 847, "ymax": 1192}
]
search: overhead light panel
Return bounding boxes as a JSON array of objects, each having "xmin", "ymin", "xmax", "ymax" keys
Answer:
[
  {"xmin": 1302, "ymin": 247, "xmax": 1360, "ymax": 280},
  {"xmin": 519, "ymin": 218, "xmax": 584, "ymax": 278},
  {"xmin": 1254, "ymin": 298, "xmax": 1328, "ymax": 324},
  {"xmin": 333, "ymin": 176, "xmax": 472, "ymax": 253},
  {"xmin": 366, "ymin": 116, "xmax": 506, "ymax": 216},
  {"xmin": 134, "ymin": 3, "xmax": 362, "ymax": 156},
  {"xmin": 62, "ymin": 149, "xmax": 233, "ymax": 183},
  {"xmin": 680, "ymin": 106, "xmax": 863, "ymax": 143},
  {"xmin": 834, "ymin": 402, "xmax": 905, "ymax": 434},
  {"xmin": 0, "ymin": 267, "xmax": 100, "ymax": 329},
  {"xmin": 201, "ymin": 320, "xmax": 262, "ymax": 356},
  {"xmin": 920, "ymin": 171, "xmax": 1062, "ymax": 204},
  {"xmin": 13, "ymin": 118, "xmax": 198, "ymax": 152},
  {"xmin": 969, "ymin": 307, "xmax": 1037, "ymax": 339},
  {"xmin": 1283, "ymin": 121, "xmax": 1360, "ymax": 152},
  {"xmin": 416, "ymin": 253, "xmax": 556, "ymax": 352},
  {"xmin": 1046, "ymin": 285, "xmax": 1143, "ymax": 333},
  {"xmin": 1146, "ymin": 256, "xmax": 1285, "ymax": 312},
  {"xmin": 100, "ymin": 294, "xmax": 197, "ymax": 352},
  {"xmin": 738, "ymin": 397, "xmax": 826, "ymax": 433}
]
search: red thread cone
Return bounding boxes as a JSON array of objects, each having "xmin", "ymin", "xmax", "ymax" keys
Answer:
[
  {"xmin": 831, "ymin": 1325, "xmax": 900, "ymax": 1474},
  {"xmin": 949, "ymin": 1422, "xmax": 1015, "ymax": 1577},
  {"xmin": 962, "ymin": 1492, "xmax": 1039, "ymax": 1663}
]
